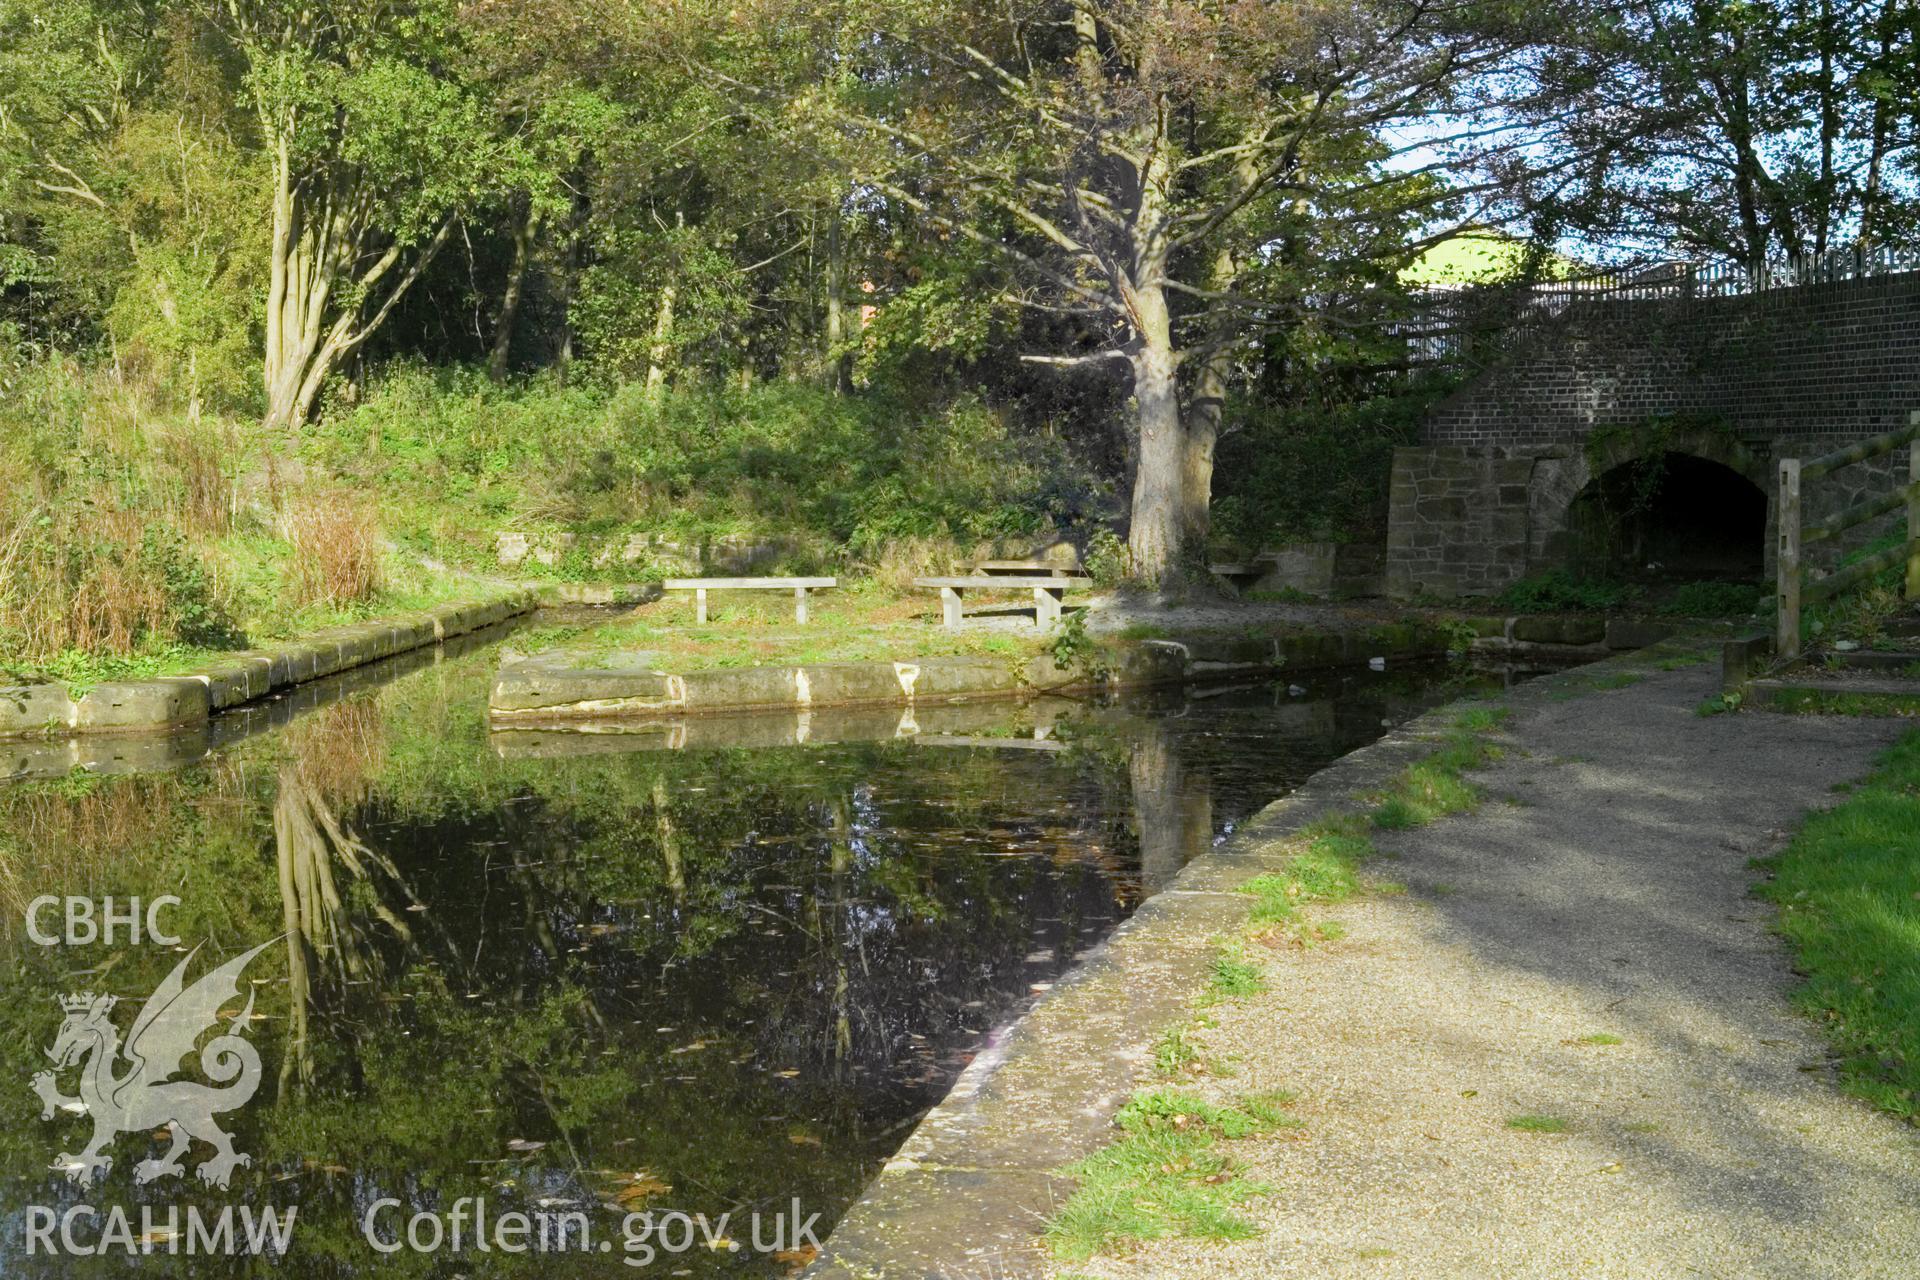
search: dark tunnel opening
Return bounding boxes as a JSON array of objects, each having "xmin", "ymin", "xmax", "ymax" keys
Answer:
[{"xmin": 1567, "ymin": 452, "xmax": 1767, "ymax": 581}]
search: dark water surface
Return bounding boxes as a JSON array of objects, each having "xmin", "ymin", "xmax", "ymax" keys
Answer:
[{"xmin": 0, "ymin": 625, "xmax": 1525, "ymax": 1276}]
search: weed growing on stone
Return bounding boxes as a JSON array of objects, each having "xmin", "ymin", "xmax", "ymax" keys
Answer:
[
  {"xmin": 1453, "ymin": 704, "xmax": 1510, "ymax": 732},
  {"xmin": 1043, "ymin": 1089, "xmax": 1299, "ymax": 1261},
  {"xmin": 1571, "ymin": 1032, "xmax": 1623, "ymax": 1046},
  {"xmin": 1696, "ymin": 692, "xmax": 1742, "ymax": 716}
]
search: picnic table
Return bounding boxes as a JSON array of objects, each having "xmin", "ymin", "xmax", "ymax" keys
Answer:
[
  {"xmin": 913, "ymin": 575, "xmax": 1093, "ymax": 628},
  {"xmin": 662, "ymin": 577, "xmax": 837, "ymax": 624},
  {"xmin": 972, "ymin": 558, "xmax": 1084, "ymax": 577}
]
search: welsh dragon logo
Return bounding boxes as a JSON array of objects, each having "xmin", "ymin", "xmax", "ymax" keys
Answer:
[{"xmin": 31, "ymin": 939, "xmax": 275, "ymax": 1190}]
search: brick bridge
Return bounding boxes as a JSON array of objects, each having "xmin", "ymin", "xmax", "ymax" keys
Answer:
[{"xmin": 1386, "ymin": 270, "xmax": 1920, "ymax": 598}]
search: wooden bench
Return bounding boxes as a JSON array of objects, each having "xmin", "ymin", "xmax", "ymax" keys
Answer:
[
  {"xmin": 913, "ymin": 575, "xmax": 1093, "ymax": 628},
  {"xmin": 972, "ymin": 558, "xmax": 1084, "ymax": 577},
  {"xmin": 663, "ymin": 577, "xmax": 837, "ymax": 625}
]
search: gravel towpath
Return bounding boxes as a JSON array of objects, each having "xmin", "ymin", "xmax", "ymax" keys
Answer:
[{"xmin": 1092, "ymin": 664, "xmax": 1920, "ymax": 1279}]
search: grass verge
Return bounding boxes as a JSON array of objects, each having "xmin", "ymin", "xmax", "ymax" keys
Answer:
[
  {"xmin": 1756, "ymin": 729, "xmax": 1920, "ymax": 1121},
  {"xmin": 1043, "ymin": 1089, "xmax": 1301, "ymax": 1262}
]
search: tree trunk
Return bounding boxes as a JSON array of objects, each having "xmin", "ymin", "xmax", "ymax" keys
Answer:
[
  {"xmin": 1128, "ymin": 316, "xmax": 1186, "ymax": 587},
  {"xmin": 261, "ymin": 147, "xmax": 450, "ymax": 429},
  {"xmin": 645, "ymin": 280, "xmax": 677, "ymax": 397},
  {"xmin": 489, "ymin": 199, "xmax": 539, "ymax": 384},
  {"xmin": 1123, "ymin": 108, "xmax": 1188, "ymax": 588},
  {"xmin": 824, "ymin": 200, "xmax": 852, "ymax": 393},
  {"xmin": 1182, "ymin": 246, "xmax": 1239, "ymax": 553}
]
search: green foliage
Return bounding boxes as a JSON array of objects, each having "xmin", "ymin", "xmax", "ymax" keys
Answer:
[
  {"xmin": 1696, "ymin": 691, "xmax": 1743, "ymax": 716},
  {"xmin": 1048, "ymin": 610, "xmax": 1099, "ymax": 671},
  {"xmin": 1803, "ymin": 533, "xmax": 1909, "ymax": 650},
  {"xmin": 1454, "ymin": 704, "xmax": 1510, "ymax": 732},
  {"xmin": 1243, "ymin": 825, "xmax": 1370, "ymax": 934},
  {"xmin": 138, "ymin": 525, "xmax": 245, "ymax": 648},
  {"xmin": 314, "ymin": 366, "xmax": 1098, "ymax": 569},
  {"xmin": 1495, "ymin": 569, "xmax": 1629, "ymax": 613},
  {"xmin": 1757, "ymin": 731, "xmax": 1920, "ymax": 1119},
  {"xmin": 1153, "ymin": 1026, "xmax": 1203, "ymax": 1077},
  {"xmin": 1082, "ymin": 529, "xmax": 1129, "ymax": 587},
  {"xmin": 1657, "ymin": 581, "xmax": 1763, "ymax": 618},
  {"xmin": 1210, "ymin": 376, "xmax": 1457, "ymax": 552},
  {"xmin": 1206, "ymin": 946, "xmax": 1267, "ymax": 1000},
  {"xmin": 1370, "ymin": 731, "xmax": 1497, "ymax": 829},
  {"xmin": 1045, "ymin": 1089, "xmax": 1296, "ymax": 1260}
]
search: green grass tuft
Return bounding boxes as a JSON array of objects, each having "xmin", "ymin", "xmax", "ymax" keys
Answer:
[
  {"xmin": 1154, "ymin": 1026, "xmax": 1203, "ymax": 1077},
  {"xmin": 1044, "ymin": 1089, "xmax": 1298, "ymax": 1261},
  {"xmin": 1506, "ymin": 1114, "xmax": 1568, "ymax": 1133},
  {"xmin": 1453, "ymin": 704, "xmax": 1511, "ymax": 732},
  {"xmin": 1370, "ymin": 732, "xmax": 1492, "ymax": 828},
  {"xmin": 1207, "ymin": 947, "xmax": 1267, "ymax": 1000}
]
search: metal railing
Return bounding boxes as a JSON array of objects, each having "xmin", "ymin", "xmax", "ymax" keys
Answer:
[
  {"xmin": 1390, "ymin": 246, "xmax": 1920, "ymax": 371},
  {"xmin": 1774, "ymin": 411, "xmax": 1920, "ymax": 661}
]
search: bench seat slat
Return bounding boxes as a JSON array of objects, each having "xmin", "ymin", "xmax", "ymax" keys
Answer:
[
  {"xmin": 662, "ymin": 577, "xmax": 837, "ymax": 589},
  {"xmin": 913, "ymin": 576, "xmax": 1092, "ymax": 588}
]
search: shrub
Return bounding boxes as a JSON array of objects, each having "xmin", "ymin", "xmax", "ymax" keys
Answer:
[
  {"xmin": 0, "ymin": 358, "xmax": 247, "ymax": 666},
  {"xmin": 1209, "ymin": 373, "xmax": 1459, "ymax": 553},
  {"xmin": 314, "ymin": 366, "xmax": 1104, "ymax": 570},
  {"xmin": 1494, "ymin": 569, "xmax": 1628, "ymax": 613},
  {"xmin": 282, "ymin": 491, "xmax": 382, "ymax": 608},
  {"xmin": 1656, "ymin": 581, "xmax": 1762, "ymax": 618}
]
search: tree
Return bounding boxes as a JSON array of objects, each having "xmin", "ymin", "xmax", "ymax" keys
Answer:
[
  {"xmin": 1503, "ymin": 0, "xmax": 1920, "ymax": 263},
  {"xmin": 752, "ymin": 0, "xmax": 1531, "ymax": 585},
  {"xmin": 220, "ymin": 0, "xmax": 526, "ymax": 428}
]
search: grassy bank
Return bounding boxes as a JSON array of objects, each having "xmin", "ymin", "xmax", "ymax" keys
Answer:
[
  {"xmin": 1757, "ymin": 729, "xmax": 1920, "ymax": 1121},
  {"xmin": 0, "ymin": 354, "xmax": 1091, "ymax": 683},
  {"xmin": 514, "ymin": 582, "xmax": 1054, "ymax": 672}
]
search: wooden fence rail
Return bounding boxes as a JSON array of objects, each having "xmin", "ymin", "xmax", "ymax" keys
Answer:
[{"xmin": 1775, "ymin": 410, "xmax": 1920, "ymax": 661}]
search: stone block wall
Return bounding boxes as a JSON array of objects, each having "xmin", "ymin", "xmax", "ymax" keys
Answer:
[{"xmin": 1386, "ymin": 447, "xmax": 1542, "ymax": 598}]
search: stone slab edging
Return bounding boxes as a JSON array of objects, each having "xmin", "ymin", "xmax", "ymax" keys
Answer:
[
  {"xmin": 0, "ymin": 621, "xmax": 522, "ymax": 781},
  {"xmin": 802, "ymin": 653, "xmax": 1638, "ymax": 1279},
  {"xmin": 0, "ymin": 587, "xmax": 544, "ymax": 741},
  {"xmin": 488, "ymin": 620, "xmax": 1463, "ymax": 726}
]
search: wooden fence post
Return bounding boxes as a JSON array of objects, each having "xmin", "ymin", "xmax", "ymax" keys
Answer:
[
  {"xmin": 1777, "ymin": 457, "xmax": 1802, "ymax": 661},
  {"xmin": 1908, "ymin": 415, "xmax": 1920, "ymax": 602}
]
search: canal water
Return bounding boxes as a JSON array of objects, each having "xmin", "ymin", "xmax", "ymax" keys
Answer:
[{"xmin": 0, "ymin": 623, "xmax": 1525, "ymax": 1277}]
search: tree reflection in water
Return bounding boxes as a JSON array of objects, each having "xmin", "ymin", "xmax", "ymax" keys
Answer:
[{"xmin": 0, "ymin": 646, "xmax": 1499, "ymax": 1277}]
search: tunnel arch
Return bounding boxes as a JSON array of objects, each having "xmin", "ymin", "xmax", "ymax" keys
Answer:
[
  {"xmin": 1532, "ymin": 427, "xmax": 1773, "ymax": 584},
  {"xmin": 1564, "ymin": 452, "xmax": 1769, "ymax": 580}
]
